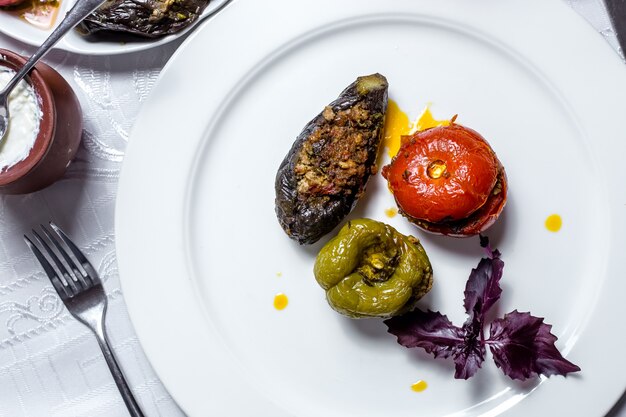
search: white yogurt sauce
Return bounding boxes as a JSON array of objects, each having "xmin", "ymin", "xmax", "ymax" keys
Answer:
[{"xmin": 0, "ymin": 68, "xmax": 42, "ymax": 171}]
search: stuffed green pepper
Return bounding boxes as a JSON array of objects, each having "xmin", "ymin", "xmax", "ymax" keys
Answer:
[{"xmin": 314, "ymin": 218, "xmax": 433, "ymax": 318}]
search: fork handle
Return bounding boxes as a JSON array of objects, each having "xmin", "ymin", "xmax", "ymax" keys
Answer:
[{"xmin": 93, "ymin": 323, "xmax": 146, "ymax": 417}]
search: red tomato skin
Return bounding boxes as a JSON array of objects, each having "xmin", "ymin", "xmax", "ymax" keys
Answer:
[
  {"xmin": 410, "ymin": 167, "xmax": 507, "ymax": 237},
  {"xmin": 383, "ymin": 124, "xmax": 507, "ymax": 236}
]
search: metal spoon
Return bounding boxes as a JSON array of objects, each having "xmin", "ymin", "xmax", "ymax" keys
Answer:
[{"xmin": 0, "ymin": 0, "xmax": 106, "ymax": 143}]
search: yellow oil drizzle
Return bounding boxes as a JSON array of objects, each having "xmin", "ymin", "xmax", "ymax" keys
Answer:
[
  {"xmin": 273, "ymin": 293, "xmax": 288, "ymax": 310},
  {"xmin": 545, "ymin": 214, "xmax": 562, "ymax": 232},
  {"xmin": 385, "ymin": 207, "xmax": 398, "ymax": 218},
  {"xmin": 411, "ymin": 380, "xmax": 428, "ymax": 392},
  {"xmin": 413, "ymin": 106, "xmax": 451, "ymax": 133},
  {"xmin": 276, "ymin": 272, "xmax": 283, "ymax": 277},
  {"xmin": 383, "ymin": 100, "xmax": 452, "ymax": 158},
  {"xmin": 383, "ymin": 100, "xmax": 411, "ymax": 158}
]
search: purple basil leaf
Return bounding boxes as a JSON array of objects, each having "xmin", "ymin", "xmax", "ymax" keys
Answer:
[
  {"xmin": 487, "ymin": 310, "xmax": 581, "ymax": 380},
  {"xmin": 454, "ymin": 344, "xmax": 485, "ymax": 380},
  {"xmin": 455, "ymin": 316, "xmax": 486, "ymax": 379},
  {"xmin": 385, "ymin": 310, "xmax": 486, "ymax": 379},
  {"xmin": 463, "ymin": 235, "xmax": 504, "ymax": 321},
  {"xmin": 385, "ymin": 310, "xmax": 464, "ymax": 357}
]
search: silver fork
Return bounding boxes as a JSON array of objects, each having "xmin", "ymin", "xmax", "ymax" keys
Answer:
[{"xmin": 24, "ymin": 223, "xmax": 145, "ymax": 417}]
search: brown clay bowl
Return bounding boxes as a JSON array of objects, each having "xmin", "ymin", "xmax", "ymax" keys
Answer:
[{"xmin": 0, "ymin": 49, "xmax": 82, "ymax": 194}]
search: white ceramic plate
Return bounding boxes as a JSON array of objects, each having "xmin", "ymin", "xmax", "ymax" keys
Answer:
[
  {"xmin": 116, "ymin": 0, "xmax": 626, "ymax": 415},
  {"xmin": 0, "ymin": 0, "xmax": 230, "ymax": 55}
]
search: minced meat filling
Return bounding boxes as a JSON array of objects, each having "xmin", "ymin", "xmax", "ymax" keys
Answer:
[{"xmin": 294, "ymin": 102, "xmax": 378, "ymax": 197}]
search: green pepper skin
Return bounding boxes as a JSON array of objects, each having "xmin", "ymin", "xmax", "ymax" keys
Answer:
[{"xmin": 314, "ymin": 218, "xmax": 433, "ymax": 318}]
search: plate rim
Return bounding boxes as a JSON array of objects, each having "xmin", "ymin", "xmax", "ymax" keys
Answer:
[{"xmin": 116, "ymin": 0, "xmax": 626, "ymax": 415}]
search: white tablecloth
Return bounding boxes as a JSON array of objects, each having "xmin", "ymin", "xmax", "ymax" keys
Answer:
[{"xmin": 0, "ymin": 1, "xmax": 624, "ymax": 416}]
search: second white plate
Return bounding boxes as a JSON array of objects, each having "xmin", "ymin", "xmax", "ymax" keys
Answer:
[{"xmin": 0, "ymin": 0, "xmax": 230, "ymax": 55}]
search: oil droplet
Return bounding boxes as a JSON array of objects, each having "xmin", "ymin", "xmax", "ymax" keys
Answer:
[
  {"xmin": 545, "ymin": 214, "xmax": 562, "ymax": 232},
  {"xmin": 274, "ymin": 293, "xmax": 288, "ymax": 310},
  {"xmin": 383, "ymin": 99, "xmax": 411, "ymax": 158},
  {"xmin": 427, "ymin": 159, "xmax": 448, "ymax": 179},
  {"xmin": 385, "ymin": 207, "xmax": 398, "ymax": 218},
  {"xmin": 411, "ymin": 380, "xmax": 428, "ymax": 392},
  {"xmin": 414, "ymin": 106, "xmax": 451, "ymax": 132},
  {"xmin": 276, "ymin": 272, "xmax": 283, "ymax": 277}
]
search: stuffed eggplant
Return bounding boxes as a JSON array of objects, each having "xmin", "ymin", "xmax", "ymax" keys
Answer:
[
  {"xmin": 275, "ymin": 73, "xmax": 389, "ymax": 244},
  {"xmin": 77, "ymin": 0, "xmax": 211, "ymax": 38}
]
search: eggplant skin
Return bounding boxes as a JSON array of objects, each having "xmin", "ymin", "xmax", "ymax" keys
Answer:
[
  {"xmin": 77, "ymin": 0, "xmax": 211, "ymax": 38},
  {"xmin": 275, "ymin": 74, "xmax": 389, "ymax": 245}
]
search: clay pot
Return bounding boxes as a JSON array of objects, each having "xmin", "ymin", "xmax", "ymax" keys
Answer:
[{"xmin": 0, "ymin": 49, "xmax": 82, "ymax": 194}]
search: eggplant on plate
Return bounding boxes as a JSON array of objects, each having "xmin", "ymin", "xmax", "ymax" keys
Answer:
[
  {"xmin": 78, "ymin": 0, "xmax": 211, "ymax": 38},
  {"xmin": 275, "ymin": 73, "xmax": 389, "ymax": 244}
]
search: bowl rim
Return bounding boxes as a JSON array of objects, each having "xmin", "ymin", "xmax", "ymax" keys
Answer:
[{"xmin": 0, "ymin": 48, "xmax": 56, "ymax": 186}]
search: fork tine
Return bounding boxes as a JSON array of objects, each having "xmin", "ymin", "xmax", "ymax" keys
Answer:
[
  {"xmin": 40, "ymin": 225, "xmax": 92, "ymax": 289},
  {"xmin": 31, "ymin": 229, "xmax": 81, "ymax": 295},
  {"xmin": 50, "ymin": 222, "xmax": 100, "ymax": 285},
  {"xmin": 24, "ymin": 235, "xmax": 72, "ymax": 300}
]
